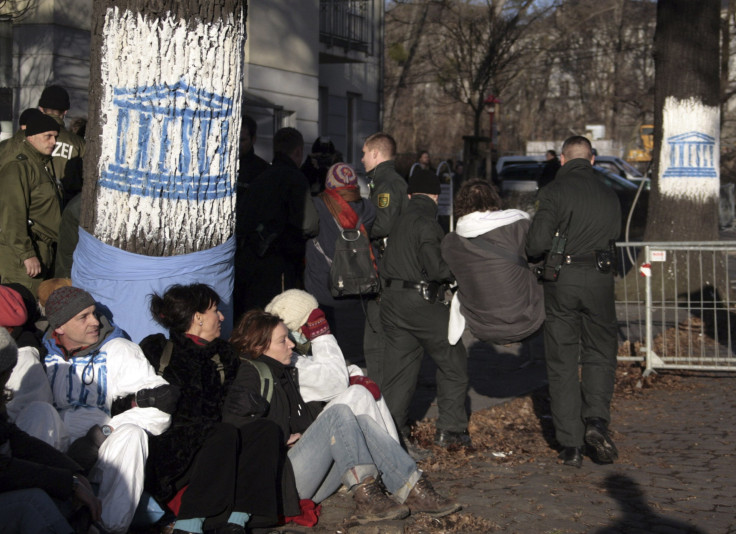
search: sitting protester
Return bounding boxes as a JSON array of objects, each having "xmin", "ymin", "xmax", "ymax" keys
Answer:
[
  {"xmin": 0, "ymin": 284, "xmax": 53, "ymax": 424},
  {"xmin": 139, "ymin": 283, "xmax": 293, "ymax": 533},
  {"xmin": 22, "ymin": 286, "xmax": 174, "ymax": 533},
  {"xmin": 441, "ymin": 179, "xmax": 544, "ymax": 345},
  {"xmin": 225, "ymin": 310, "xmax": 461, "ymax": 524},
  {"xmin": 0, "ymin": 327, "xmax": 102, "ymax": 533},
  {"xmin": 264, "ymin": 289, "xmax": 399, "ymax": 442}
]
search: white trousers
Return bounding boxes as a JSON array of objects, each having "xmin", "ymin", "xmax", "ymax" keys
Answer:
[
  {"xmin": 321, "ymin": 384, "xmax": 400, "ymax": 443},
  {"xmin": 16, "ymin": 402, "xmax": 148, "ymax": 534}
]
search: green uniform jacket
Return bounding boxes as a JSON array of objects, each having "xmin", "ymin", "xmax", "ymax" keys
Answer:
[
  {"xmin": 0, "ymin": 130, "xmax": 26, "ymax": 170},
  {"xmin": 367, "ymin": 160, "xmax": 408, "ymax": 240},
  {"xmin": 380, "ymin": 194, "xmax": 453, "ymax": 283},
  {"xmin": 526, "ymin": 158, "xmax": 621, "ymax": 259},
  {"xmin": 0, "ymin": 141, "xmax": 62, "ymax": 263},
  {"xmin": 47, "ymin": 115, "xmax": 85, "ymax": 199}
]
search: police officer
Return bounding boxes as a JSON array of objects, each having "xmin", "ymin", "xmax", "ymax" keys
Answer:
[
  {"xmin": 38, "ymin": 85, "xmax": 85, "ymax": 204},
  {"xmin": 361, "ymin": 132, "xmax": 408, "ymax": 385},
  {"xmin": 0, "ymin": 113, "xmax": 62, "ymax": 295},
  {"xmin": 379, "ymin": 169, "xmax": 470, "ymax": 448},
  {"xmin": 526, "ymin": 135, "xmax": 621, "ymax": 468}
]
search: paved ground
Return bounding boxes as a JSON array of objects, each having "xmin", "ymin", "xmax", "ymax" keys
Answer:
[{"xmin": 272, "ymin": 336, "xmax": 736, "ymax": 534}]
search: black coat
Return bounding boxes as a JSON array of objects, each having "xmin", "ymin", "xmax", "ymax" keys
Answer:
[
  {"xmin": 0, "ymin": 413, "xmax": 82, "ymax": 499},
  {"xmin": 140, "ymin": 332, "xmax": 240, "ymax": 501},
  {"xmin": 222, "ymin": 355, "xmax": 320, "ymax": 440}
]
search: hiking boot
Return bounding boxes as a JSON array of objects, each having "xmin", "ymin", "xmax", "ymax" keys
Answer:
[
  {"xmin": 400, "ymin": 431, "xmax": 431, "ymax": 461},
  {"xmin": 584, "ymin": 417, "xmax": 619, "ymax": 464},
  {"xmin": 434, "ymin": 428, "xmax": 472, "ymax": 448},
  {"xmin": 404, "ymin": 476, "xmax": 462, "ymax": 517},
  {"xmin": 352, "ymin": 476, "xmax": 410, "ymax": 524}
]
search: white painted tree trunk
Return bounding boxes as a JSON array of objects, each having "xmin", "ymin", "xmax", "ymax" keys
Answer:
[{"xmin": 81, "ymin": 0, "xmax": 245, "ymax": 256}]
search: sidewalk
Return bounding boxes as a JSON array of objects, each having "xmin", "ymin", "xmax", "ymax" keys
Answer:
[{"xmin": 296, "ymin": 339, "xmax": 735, "ymax": 533}]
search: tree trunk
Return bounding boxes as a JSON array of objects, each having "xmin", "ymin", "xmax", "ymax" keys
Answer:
[
  {"xmin": 618, "ymin": 0, "xmax": 723, "ymax": 303},
  {"xmin": 80, "ymin": 0, "xmax": 245, "ymax": 256},
  {"xmin": 645, "ymin": 0, "xmax": 720, "ymax": 242}
]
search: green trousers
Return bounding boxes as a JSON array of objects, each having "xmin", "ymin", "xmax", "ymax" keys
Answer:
[{"xmin": 0, "ymin": 241, "xmax": 55, "ymax": 297}]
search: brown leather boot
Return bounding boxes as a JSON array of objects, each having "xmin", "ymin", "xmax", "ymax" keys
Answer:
[
  {"xmin": 404, "ymin": 476, "xmax": 462, "ymax": 517},
  {"xmin": 351, "ymin": 476, "xmax": 410, "ymax": 524}
]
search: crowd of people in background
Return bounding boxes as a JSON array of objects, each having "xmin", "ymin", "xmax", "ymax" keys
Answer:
[{"xmin": 0, "ymin": 83, "xmax": 622, "ymax": 533}]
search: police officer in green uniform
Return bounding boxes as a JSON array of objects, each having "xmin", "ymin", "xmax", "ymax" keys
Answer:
[
  {"xmin": 38, "ymin": 85, "xmax": 85, "ymax": 204},
  {"xmin": 361, "ymin": 133, "xmax": 408, "ymax": 385},
  {"xmin": 0, "ymin": 109, "xmax": 44, "ymax": 165},
  {"xmin": 526, "ymin": 135, "xmax": 621, "ymax": 468},
  {"xmin": 379, "ymin": 169, "xmax": 470, "ymax": 448},
  {"xmin": 0, "ymin": 113, "xmax": 62, "ymax": 296}
]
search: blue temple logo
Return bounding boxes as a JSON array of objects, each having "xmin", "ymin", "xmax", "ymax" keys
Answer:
[
  {"xmin": 99, "ymin": 79, "xmax": 234, "ymax": 201},
  {"xmin": 662, "ymin": 131, "xmax": 717, "ymax": 179}
]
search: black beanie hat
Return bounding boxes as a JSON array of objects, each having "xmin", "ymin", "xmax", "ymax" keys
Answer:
[
  {"xmin": 25, "ymin": 113, "xmax": 61, "ymax": 137},
  {"xmin": 408, "ymin": 168, "xmax": 441, "ymax": 196},
  {"xmin": 19, "ymin": 108, "xmax": 43, "ymax": 127},
  {"xmin": 38, "ymin": 85, "xmax": 71, "ymax": 111}
]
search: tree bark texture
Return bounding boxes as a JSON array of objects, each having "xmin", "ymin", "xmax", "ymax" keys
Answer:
[
  {"xmin": 81, "ymin": 0, "xmax": 245, "ymax": 255},
  {"xmin": 645, "ymin": 0, "xmax": 720, "ymax": 242}
]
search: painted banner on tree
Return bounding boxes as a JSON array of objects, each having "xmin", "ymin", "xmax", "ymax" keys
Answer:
[
  {"xmin": 659, "ymin": 97, "xmax": 719, "ymax": 200},
  {"xmin": 92, "ymin": 6, "xmax": 243, "ymax": 252}
]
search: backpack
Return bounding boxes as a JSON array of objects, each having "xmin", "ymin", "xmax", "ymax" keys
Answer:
[
  {"xmin": 313, "ymin": 214, "xmax": 380, "ymax": 298},
  {"xmin": 157, "ymin": 341, "xmax": 274, "ymax": 403}
]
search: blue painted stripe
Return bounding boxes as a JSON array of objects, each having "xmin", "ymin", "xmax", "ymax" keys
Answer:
[
  {"xmin": 663, "ymin": 168, "xmax": 718, "ymax": 178},
  {"xmin": 99, "ymin": 164, "xmax": 233, "ymax": 200}
]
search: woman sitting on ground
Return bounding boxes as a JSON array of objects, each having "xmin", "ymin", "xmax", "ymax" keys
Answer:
[
  {"xmin": 139, "ymin": 284, "xmax": 293, "ymax": 534},
  {"xmin": 441, "ymin": 179, "xmax": 544, "ymax": 346},
  {"xmin": 224, "ymin": 309, "xmax": 461, "ymax": 525},
  {"xmin": 264, "ymin": 289, "xmax": 398, "ymax": 442}
]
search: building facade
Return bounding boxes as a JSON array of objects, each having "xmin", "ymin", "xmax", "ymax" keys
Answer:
[{"xmin": 0, "ymin": 0, "xmax": 383, "ymax": 169}]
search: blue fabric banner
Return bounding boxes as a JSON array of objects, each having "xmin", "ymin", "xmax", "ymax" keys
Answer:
[{"xmin": 72, "ymin": 229, "xmax": 235, "ymax": 343}]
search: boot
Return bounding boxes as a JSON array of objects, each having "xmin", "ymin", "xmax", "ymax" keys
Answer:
[
  {"xmin": 404, "ymin": 476, "xmax": 462, "ymax": 517},
  {"xmin": 351, "ymin": 476, "xmax": 410, "ymax": 524},
  {"xmin": 584, "ymin": 417, "xmax": 619, "ymax": 464}
]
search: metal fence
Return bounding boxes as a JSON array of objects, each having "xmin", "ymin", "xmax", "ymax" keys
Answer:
[{"xmin": 615, "ymin": 242, "xmax": 736, "ymax": 374}]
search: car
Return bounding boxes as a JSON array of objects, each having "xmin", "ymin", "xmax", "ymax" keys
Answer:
[
  {"xmin": 594, "ymin": 155, "xmax": 648, "ymax": 188},
  {"xmin": 497, "ymin": 154, "xmax": 648, "ymax": 189},
  {"xmin": 497, "ymin": 162, "xmax": 649, "ymax": 239}
]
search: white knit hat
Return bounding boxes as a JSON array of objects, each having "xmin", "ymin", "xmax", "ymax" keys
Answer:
[
  {"xmin": 0, "ymin": 327, "xmax": 18, "ymax": 375},
  {"xmin": 265, "ymin": 289, "xmax": 319, "ymax": 331}
]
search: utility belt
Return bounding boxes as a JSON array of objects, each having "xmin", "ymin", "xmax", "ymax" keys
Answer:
[
  {"xmin": 384, "ymin": 278, "xmax": 450, "ymax": 304},
  {"xmin": 564, "ymin": 250, "xmax": 614, "ymax": 273}
]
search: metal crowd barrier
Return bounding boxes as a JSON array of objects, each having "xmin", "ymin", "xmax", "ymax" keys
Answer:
[{"xmin": 615, "ymin": 242, "xmax": 736, "ymax": 374}]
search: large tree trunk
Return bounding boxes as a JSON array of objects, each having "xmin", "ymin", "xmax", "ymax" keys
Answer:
[
  {"xmin": 80, "ymin": 0, "xmax": 245, "ymax": 256},
  {"xmin": 645, "ymin": 0, "xmax": 720, "ymax": 242},
  {"xmin": 618, "ymin": 0, "xmax": 723, "ymax": 304}
]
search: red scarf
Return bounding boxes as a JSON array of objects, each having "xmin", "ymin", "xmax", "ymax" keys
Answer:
[{"xmin": 320, "ymin": 187, "xmax": 377, "ymax": 269}]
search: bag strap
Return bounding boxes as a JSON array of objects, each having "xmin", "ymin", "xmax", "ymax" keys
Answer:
[
  {"xmin": 313, "ymin": 238, "xmax": 332, "ymax": 267},
  {"xmin": 157, "ymin": 340, "xmax": 174, "ymax": 377},
  {"xmin": 312, "ymin": 211, "xmax": 365, "ymax": 267},
  {"xmin": 210, "ymin": 353, "xmax": 225, "ymax": 385},
  {"xmin": 242, "ymin": 358, "xmax": 274, "ymax": 403},
  {"xmin": 467, "ymin": 237, "xmax": 529, "ymax": 269}
]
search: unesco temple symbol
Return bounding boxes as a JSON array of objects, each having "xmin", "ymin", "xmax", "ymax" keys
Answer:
[
  {"xmin": 662, "ymin": 131, "xmax": 717, "ymax": 179},
  {"xmin": 99, "ymin": 79, "xmax": 234, "ymax": 201}
]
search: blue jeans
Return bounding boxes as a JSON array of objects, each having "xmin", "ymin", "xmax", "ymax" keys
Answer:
[
  {"xmin": 287, "ymin": 404, "xmax": 421, "ymax": 503},
  {"xmin": 0, "ymin": 488, "xmax": 73, "ymax": 533}
]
